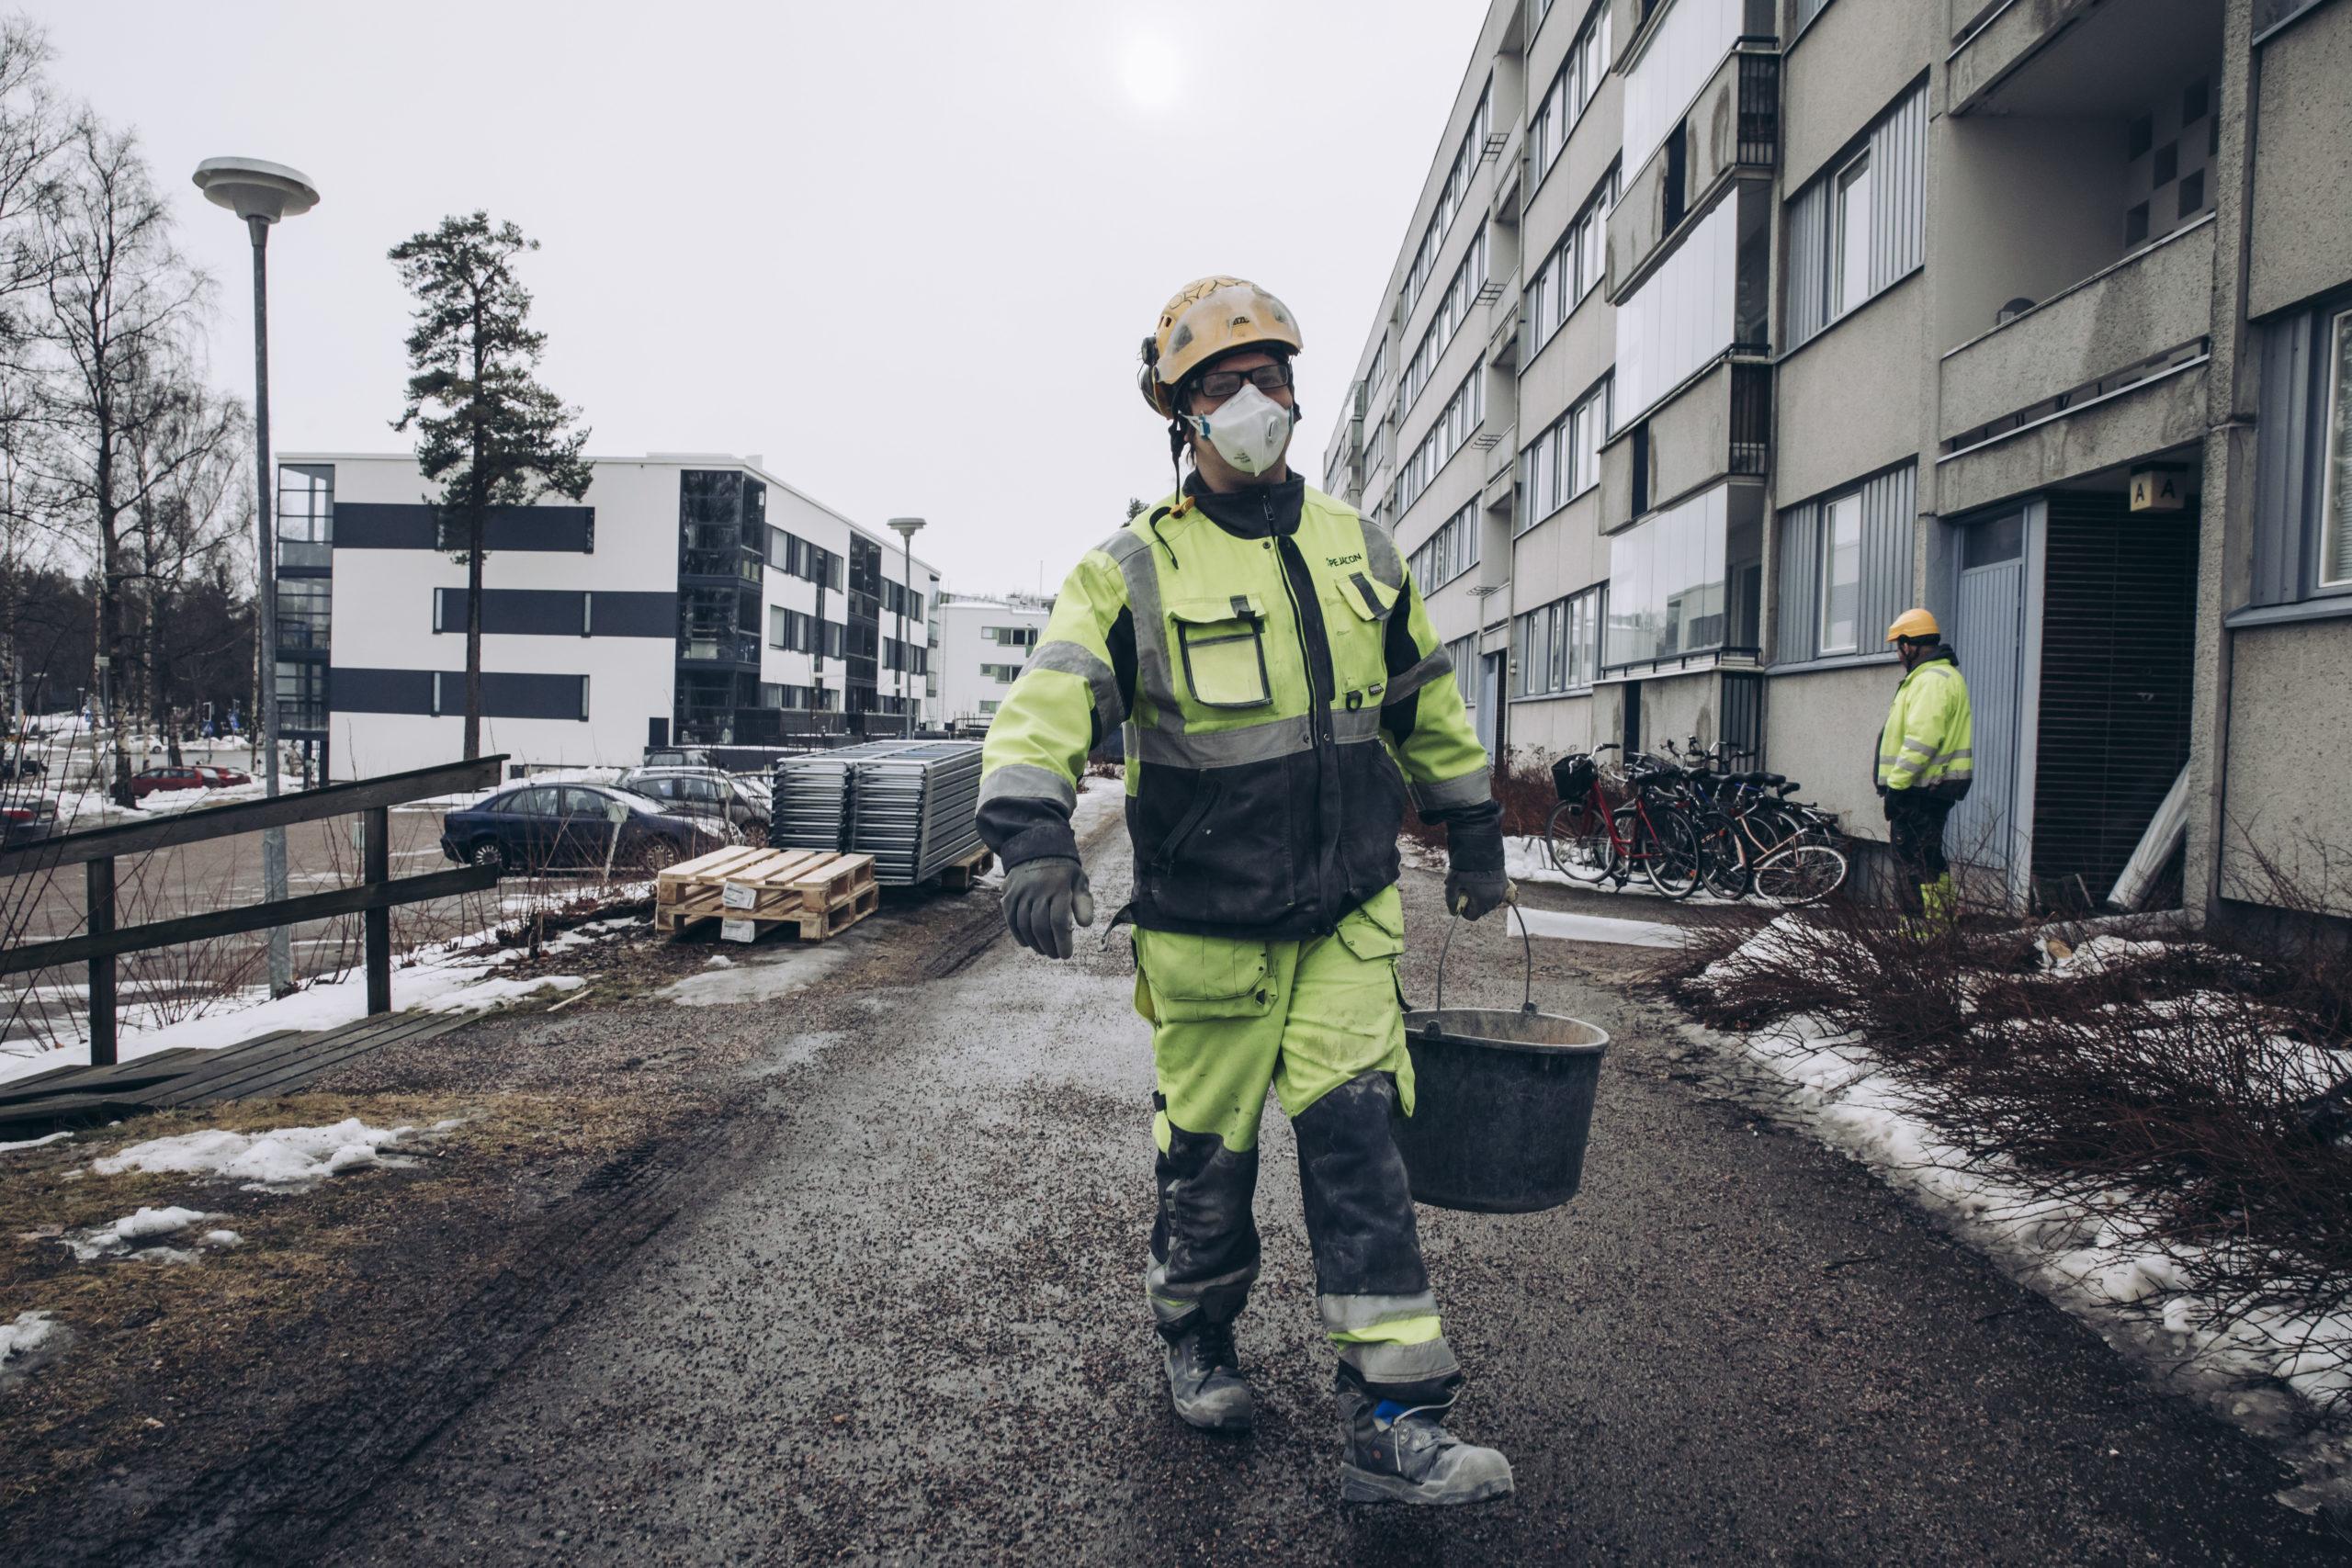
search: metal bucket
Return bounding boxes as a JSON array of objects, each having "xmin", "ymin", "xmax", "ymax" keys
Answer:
[{"xmin": 1394, "ymin": 905, "xmax": 1609, "ymax": 1214}]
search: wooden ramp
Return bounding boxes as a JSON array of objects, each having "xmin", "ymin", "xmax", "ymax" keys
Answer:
[{"xmin": 0, "ymin": 1011, "xmax": 475, "ymax": 1138}]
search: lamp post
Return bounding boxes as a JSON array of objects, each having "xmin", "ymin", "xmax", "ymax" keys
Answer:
[
  {"xmin": 886, "ymin": 517, "xmax": 926, "ymax": 738},
  {"xmin": 192, "ymin": 157, "xmax": 318, "ymax": 998}
]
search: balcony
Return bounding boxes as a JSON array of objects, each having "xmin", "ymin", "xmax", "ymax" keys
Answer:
[
  {"xmin": 1608, "ymin": 49, "xmax": 1777, "ymax": 304},
  {"xmin": 1939, "ymin": 215, "xmax": 2213, "ymax": 451},
  {"xmin": 1487, "ymin": 297, "xmax": 1521, "ymax": 372},
  {"xmin": 677, "ymin": 631, "xmax": 762, "ymax": 668}
]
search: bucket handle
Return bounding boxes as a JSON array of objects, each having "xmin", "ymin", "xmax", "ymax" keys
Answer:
[{"xmin": 1429, "ymin": 897, "xmax": 1535, "ymax": 1032}]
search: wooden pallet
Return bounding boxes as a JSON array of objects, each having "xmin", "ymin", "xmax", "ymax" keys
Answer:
[
  {"xmin": 935, "ymin": 844, "xmax": 994, "ymax": 890},
  {"xmin": 654, "ymin": 847, "xmax": 878, "ymax": 942}
]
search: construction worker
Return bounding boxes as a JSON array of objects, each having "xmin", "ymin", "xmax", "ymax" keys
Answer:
[
  {"xmin": 1876, "ymin": 608, "xmax": 1973, "ymax": 930},
  {"xmin": 977, "ymin": 277, "xmax": 1512, "ymax": 1506}
]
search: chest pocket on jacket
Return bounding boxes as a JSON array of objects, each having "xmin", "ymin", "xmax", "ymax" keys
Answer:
[
  {"xmin": 1170, "ymin": 595, "xmax": 1273, "ymax": 710},
  {"xmin": 1328, "ymin": 570, "xmax": 1399, "ymax": 699}
]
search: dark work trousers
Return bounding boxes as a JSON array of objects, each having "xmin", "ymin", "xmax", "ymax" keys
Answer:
[{"xmin": 1885, "ymin": 790, "xmax": 1954, "ymax": 914}]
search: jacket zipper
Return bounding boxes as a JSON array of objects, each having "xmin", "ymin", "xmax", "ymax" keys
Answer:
[{"xmin": 1268, "ymin": 491, "xmax": 1335, "ymax": 914}]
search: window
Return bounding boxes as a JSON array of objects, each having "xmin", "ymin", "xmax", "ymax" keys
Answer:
[
  {"xmin": 1407, "ymin": 502, "xmax": 1481, "ymax": 591},
  {"xmin": 984, "ymin": 625, "xmax": 1039, "ymax": 648},
  {"xmin": 1833, "ymin": 151, "xmax": 1872, "ymax": 318},
  {"xmin": 1399, "ymin": 84, "xmax": 1492, "ymax": 323},
  {"xmin": 1513, "ymin": 584, "xmax": 1603, "ymax": 697},
  {"xmin": 1527, "ymin": 166, "xmax": 1619, "ymax": 355},
  {"xmin": 2324, "ymin": 310, "xmax": 2352, "ymax": 587},
  {"xmin": 1446, "ymin": 635, "xmax": 1478, "ymax": 708},
  {"xmin": 1785, "ymin": 83, "xmax": 1926, "ymax": 350},
  {"xmin": 277, "ymin": 578, "xmax": 331, "ymax": 651},
  {"xmin": 1771, "ymin": 463, "xmax": 1915, "ymax": 665},
  {"xmin": 1400, "ymin": 231, "xmax": 1488, "ymax": 415},
  {"xmin": 1603, "ymin": 483, "xmax": 1763, "ymax": 670},
  {"xmin": 1529, "ymin": 5, "xmax": 1612, "ymax": 190},
  {"xmin": 277, "ymin": 464, "xmax": 334, "ymax": 570},
  {"xmin": 1396, "ymin": 365, "xmax": 1485, "ymax": 513},
  {"xmin": 1817, "ymin": 492, "xmax": 1863, "ymax": 655},
  {"xmin": 979, "ymin": 662, "xmax": 1023, "ymax": 683},
  {"xmin": 1518, "ymin": 376, "xmax": 1611, "ymax": 533}
]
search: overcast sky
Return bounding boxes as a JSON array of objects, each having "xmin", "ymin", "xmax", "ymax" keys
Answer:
[{"xmin": 31, "ymin": 0, "xmax": 1487, "ymax": 594}]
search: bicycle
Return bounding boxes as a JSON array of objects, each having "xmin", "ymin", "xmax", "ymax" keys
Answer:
[{"xmin": 1544, "ymin": 744, "xmax": 1703, "ymax": 899}]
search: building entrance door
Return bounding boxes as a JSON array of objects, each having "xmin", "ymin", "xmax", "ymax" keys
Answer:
[{"xmin": 1950, "ymin": 508, "xmax": 2030, "ymax": 902}]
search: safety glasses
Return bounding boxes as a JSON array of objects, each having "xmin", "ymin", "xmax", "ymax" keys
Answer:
[{"xmin": 1191, "ymin": 362, "xmax": 1294, "ymax": 402}]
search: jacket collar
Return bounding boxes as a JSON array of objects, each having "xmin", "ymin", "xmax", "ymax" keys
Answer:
[
  {"xmin": 1903, "ymin": 644, "xmax": 1961, "ymax": 680},
  {"xmin": 1182, "ymin": 470, "xmax": 1306, "ymax": 539}
]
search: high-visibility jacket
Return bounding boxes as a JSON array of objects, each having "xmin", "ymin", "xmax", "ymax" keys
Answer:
[
  {"xmin": 1876, "ymin": 646, "xmax": 1973, "ymax": 800},
  {"xmin": 977, "ymin": 474, "xmax": 1492, "ymax": 941}
]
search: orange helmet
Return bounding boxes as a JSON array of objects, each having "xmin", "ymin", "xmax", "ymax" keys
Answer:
[
  {"xmin": 1885, "ymin": 608, "xmax": 1940, "ymax": 643},
  {"xmin": 1138, "ymin": 276, "xmax": 1303, "ymax": 417}
]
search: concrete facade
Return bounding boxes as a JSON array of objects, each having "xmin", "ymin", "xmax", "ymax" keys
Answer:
[{"xmin": 1325, "ymin": 0, "xmax": 2352, "ymax": 926}]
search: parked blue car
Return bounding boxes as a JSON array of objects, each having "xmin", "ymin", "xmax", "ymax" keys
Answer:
[{"xmin": 439, "ymin": 782, "xmax": 723, "ymax": 874}]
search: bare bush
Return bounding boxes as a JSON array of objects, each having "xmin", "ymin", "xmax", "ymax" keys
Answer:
[{"xmin": 1665, "ymin": 873, "xmax": 2352, "ymax": 1408}]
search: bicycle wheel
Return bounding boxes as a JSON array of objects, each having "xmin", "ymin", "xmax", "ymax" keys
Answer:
[
  {"xmin": 1694, "ymin": 811, "xmax": 1751, "ymax": 901},
  {"xmin": 1752, "ymin": 842, "xmax": 1849, "ymax": 908},
  {"xmin": 1547, "ymin": 800, "xmax": 1618, "ymax": 885},
  {"xmin": 1638, "ymin": 806, "xmax": 1703, "ymax": 900}
]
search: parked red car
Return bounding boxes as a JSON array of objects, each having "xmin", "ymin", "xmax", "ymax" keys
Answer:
[{"xmin": 129, "ymin": 765, "xmax": 215, "ymax": 798}]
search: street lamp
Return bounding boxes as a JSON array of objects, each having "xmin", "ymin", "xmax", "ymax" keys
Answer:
[
  {"xmin": 192, "ymin": 156, "xmax": 318, "ymax": 998},
  {"xmin": 886, "ymin": 516, "xmax": 926, "ymax": 738}
]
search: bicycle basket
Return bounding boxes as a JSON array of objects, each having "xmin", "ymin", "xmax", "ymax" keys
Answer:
[{"xmin": 1551, "ymin": 753, "xmax": 1598, "ymax": 802}]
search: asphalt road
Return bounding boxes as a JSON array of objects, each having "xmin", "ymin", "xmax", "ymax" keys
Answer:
[{"xmin": 302, "ymin": 821, "xmax": 2341, "ymax": 1564}]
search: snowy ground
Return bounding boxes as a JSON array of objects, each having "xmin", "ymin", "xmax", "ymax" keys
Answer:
[
  {"xmin": 1692, "ymin": 925, "xmax": 2352, "ymax": 1511},
  {"xmin": 0, "ymin": 914, "xmax": 639, "ymax": 1090}
]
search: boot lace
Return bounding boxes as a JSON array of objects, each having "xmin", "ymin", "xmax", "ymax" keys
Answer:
[{"xmin": 1193, "ymin": 1319, "xmax": 1238, "ymax": 1373}]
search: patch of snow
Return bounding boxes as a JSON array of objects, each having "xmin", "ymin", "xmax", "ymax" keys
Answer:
[
  {"xmin": 1516, "ymin": 907, "xmax": 1688, "ymax": 950},
  {"xmin": 659, "ymin": 942, "xmax": 851, "ymax": 1007},
  {"xmin": 418, "ymin": 974, "xmax": 584, "ymax": 1015},
  {"xmin": 90, "ymin": 1118, "xmax": 417, "ymax": 1190},
  {"xmin": 704, "ymin": 955, "xmax": 737, "ymax": 969},
  {"xmin": 60, "ymin": 1204, "xmax": 217, "ymax": 1261},
  {"xmin": 0, "ymin": 1310, "xmax": 59, "ymax": 1363},
  {"xmin": 199, "ymin": 1229, "xmax": 242, "ymax": 1248},
  {"xmin": 0, "ymin": 1131, "xmax": 71, "ymax": 1155}
]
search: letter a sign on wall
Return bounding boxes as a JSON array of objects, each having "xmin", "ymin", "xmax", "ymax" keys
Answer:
[{"xmin": 2129, "ymin": 466, "xmax": 2188, "ymax": 513}]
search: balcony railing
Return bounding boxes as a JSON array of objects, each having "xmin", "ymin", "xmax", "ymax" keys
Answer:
[
  {"xmin": 678, "ymin": 631, "xmax": 762, "ymax": 667},
  {"xmin": 1730, "ymin": 364, "xmax": 1771, "ymax": 477}
]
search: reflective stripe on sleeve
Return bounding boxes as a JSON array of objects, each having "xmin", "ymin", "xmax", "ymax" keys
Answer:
[
  {"xmin": 1383, "ymin": 649, "xmax": 1453, "ymax": 704},
  {"xmin": 1027, "ymin": 638, "xmax": 1126, "ymax": 726},
  {"xmin": 978, "ymin": 762, "xmax": 1076, "ymax": 813},
  {"xmin": 1410, "ymin": 769, "xmax": 1492, "ymax": 812}
]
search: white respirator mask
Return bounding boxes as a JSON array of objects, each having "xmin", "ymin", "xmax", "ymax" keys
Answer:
[{"xmin": 1187, "ymin": 381, "xmax": 1299, "ymax": 477}]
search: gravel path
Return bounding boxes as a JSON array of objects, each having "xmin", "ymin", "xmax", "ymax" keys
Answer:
[{"xmin": 276, "ymin": 817, "xmax": 2343, "ymax": 1565}]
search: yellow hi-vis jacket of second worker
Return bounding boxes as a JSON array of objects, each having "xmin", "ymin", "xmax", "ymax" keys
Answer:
[
  {"xmin": 1876, "ymin": 647, "xmax": 1974, "ymax": 801},
  {"xmin": 976, "ymin": 475, "xmax": 1492, "ymax": 941}
]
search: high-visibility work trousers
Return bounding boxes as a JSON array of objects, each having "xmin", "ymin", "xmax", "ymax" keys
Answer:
[{"xmin": 1132, "ymin": 885, "xmax": 1462, "ymax": 1404}]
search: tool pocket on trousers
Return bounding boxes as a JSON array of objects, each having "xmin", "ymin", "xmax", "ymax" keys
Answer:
[
  {"xmin": 1170, "ymin": 596, "xmax": 1273, "ymax": 710},
  {"xmin": 1135, "ymin": 930, "xmax": 1273, "ymax": 1021},
  {"xmin": 1332, "ymin": 886, "xmax": 1405, "ymax": 964}
]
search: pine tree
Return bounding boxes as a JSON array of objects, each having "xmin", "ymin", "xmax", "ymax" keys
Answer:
[{"xmin": 389, "ymin": 212, "xmax": 589, "ymax": 761}]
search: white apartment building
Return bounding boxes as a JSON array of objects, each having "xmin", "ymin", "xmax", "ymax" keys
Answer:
[
  {"xmin": 933, "ymin": 595, "xmax": 1053, "ymax": 727},
  {"xmin": 274, "ymin": 453, "xmax": 940, "ymax": 780}
]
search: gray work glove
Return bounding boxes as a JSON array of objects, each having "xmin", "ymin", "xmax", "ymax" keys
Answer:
[
  {"xmin": 1002, "ymin": 856, "xmax": 1095, "ymax": 959},
  {"xmin": 1446, "ymin": 868, "xmax": 1512, "ymax": 921}
]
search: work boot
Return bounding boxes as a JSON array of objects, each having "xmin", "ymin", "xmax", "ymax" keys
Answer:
[
  {"xmin": 1338, "ymin": 1386, "xmax": 1513, "ymax": 1506},
  {"xmin": 1164, "ymin": 1318, "xmax": 1254, "ymax": 1432}
]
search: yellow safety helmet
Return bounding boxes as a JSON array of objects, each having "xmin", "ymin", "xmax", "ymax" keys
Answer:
[
  {"xmin": 1884, "ymin": 608, "xmax": 1941, "ymax": 644},
  {"xmin": 1138, "ymin": 276, "xmax": 1304, "ymax": 417}
]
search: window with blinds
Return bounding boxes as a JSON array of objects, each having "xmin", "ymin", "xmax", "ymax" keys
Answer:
[
  {"xmin": 1771, "ymin": 462, "xmax": 1917, "ymax": 665},
  {"xmin": 1784, "ymin": 80, "xmax": 1927, "ymax": 351}
]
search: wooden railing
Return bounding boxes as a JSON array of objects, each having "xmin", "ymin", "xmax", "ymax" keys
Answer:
[{"xmin": 0, "ymin": 755, "xmax": 507, "ymax": 1066}]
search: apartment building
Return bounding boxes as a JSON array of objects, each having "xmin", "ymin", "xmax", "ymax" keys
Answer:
[
  {"xmin": 1326, "ymin": 0, "xmax": 2352, "ymax": 929},
  {"xmin": 273, "ymin": 453, "xmax": 940, "ymax": 781},
  {"xmin": 933, "ymin": 594, "xmax": 1053, "ymax": 727}
]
